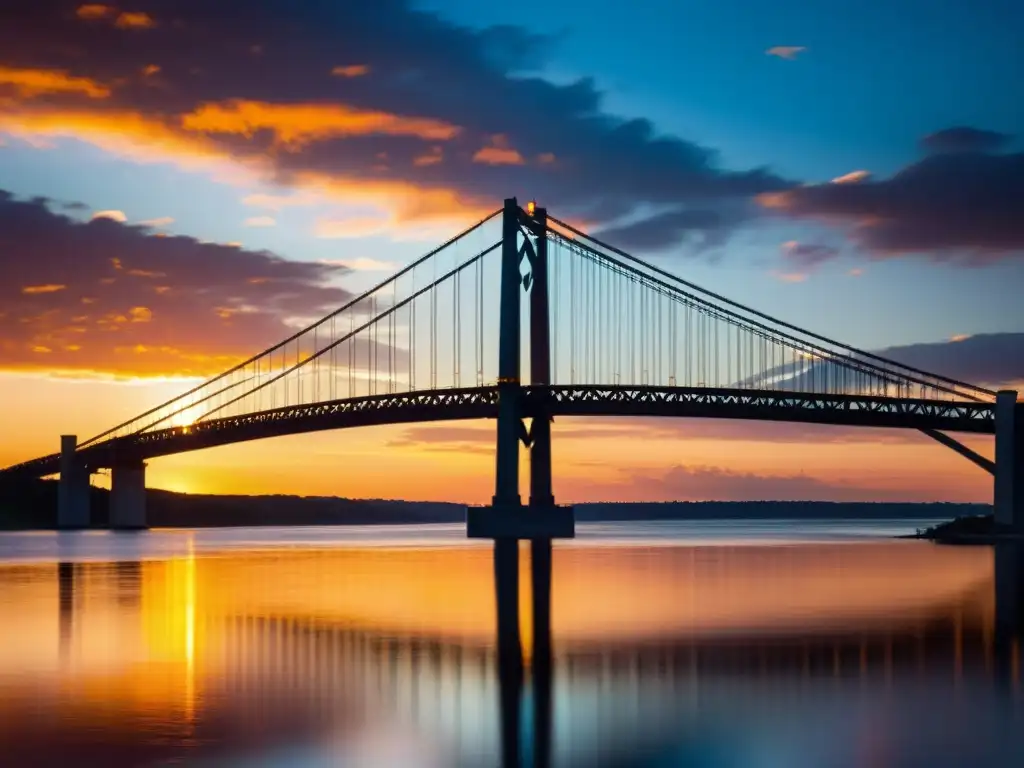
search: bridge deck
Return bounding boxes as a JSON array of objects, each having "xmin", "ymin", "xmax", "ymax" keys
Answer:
[{"xmin": 1, "ymin": 385, "xmax": 995, "ymax": 478}]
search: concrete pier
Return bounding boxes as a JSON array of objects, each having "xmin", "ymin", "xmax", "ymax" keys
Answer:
[
  {"xmin": 468, "ymin": 504, "xmax": 575, "ymax": 538},
  {"xmin": 57, "ymin": 435, "xmax": 90, "ymax": 529},
  {"xmin": 995, "ymin": 391, "xmax": 1023, "ymax": 531},
  {"xmin": 110, "ymin": 460, "xmax": 147, "ymax": 530}
]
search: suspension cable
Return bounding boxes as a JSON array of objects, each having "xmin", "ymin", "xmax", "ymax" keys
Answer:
[
  {"xmin": 137, "ymin": 242, "xmax": 501, "ymax": 434},
  {"xmin": 547, "ymin": 217, "xmax": 994, "ymax": 399},
  {"xmin": 78, "ymin": 207, "xmax": 503, "ymax": 447}
]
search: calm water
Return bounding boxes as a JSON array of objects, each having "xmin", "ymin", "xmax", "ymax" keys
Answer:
[{"xmin": 1, "ymin": 520, "xmax": 1022, "ymax": 767}]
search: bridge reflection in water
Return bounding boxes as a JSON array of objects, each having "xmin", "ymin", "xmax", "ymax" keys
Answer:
[{"xmin": 0, "ymin": 540, "xmax": 1022, "ymax": 766}]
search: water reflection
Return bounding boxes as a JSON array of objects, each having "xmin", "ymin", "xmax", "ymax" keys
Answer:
[
  {"xmin": 57, "ymin": 560, "xmax": 75, "ymax": 666},
  {"xmin": 531, "ymin": 539, "xmax": 554, "ymax": 768},
  {"xmin": 492, "ymin": 538, "xmax": 555, "ymax": 768},
  {"xmin": 0, "ymin": 536, "xmax": 1021, "ymax": 766}
]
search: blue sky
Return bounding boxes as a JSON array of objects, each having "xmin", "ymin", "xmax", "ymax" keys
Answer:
[{"xmin": 422, "ymin": 0, "xmax": 1024, "ymax": 175}]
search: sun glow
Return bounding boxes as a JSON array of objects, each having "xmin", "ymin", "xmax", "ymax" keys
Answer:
[{"xmin": 167, "ymin": 404, "xmax": 207, "ymax": 430}]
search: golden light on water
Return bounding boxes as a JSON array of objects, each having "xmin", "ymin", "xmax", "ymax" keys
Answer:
[
  {"xmin": 0, "ymin": 538, "xmax": 1015, "ymax": 766},
  {"xmin": 184, "ymin": 536, "xmax": 196, "ymax": 723}
]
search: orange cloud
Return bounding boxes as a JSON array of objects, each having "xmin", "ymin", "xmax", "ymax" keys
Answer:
[
  {"xmin": 331, "ymin": 64, "xmax": 369, "ymax": 78},
  {"xmin": 129, "ymin": 306, "xmax": 153, "ymax": 322},
  {"xmin": 22, "ymin": 284, "xmax": 66, "ymax": 295},
  {"xmin": 181, "ymin": 100, "xmax": 461, "ymax": 147},
  {"xmin": 0, "ymin": 66, "xmax": 110, "ymax": 99},
  {"xmin": 141, "ymin": 64, "xmax": 161, "ymax": 77},
  {"xmin": 75, "ymin": 4, "xmax": 114, "ymax": 20},
  {"xmin": 766, "ymin": 46, "xmax": 806, "ymax": 60},
  {"xmin": 299, "ymin": 172, "xmax": 492, "ymax": 231},
  {"xmin": 0, "ymin": 108, "xmax": 235, "ymax": 172},
  {"xmin": 1, "ymin": 106, "xmax": 487, "ymax": 236},
  {"xmin": 115, "ymin": 11, "xmax": 156, "ymax": 29},
  {"xmin": 91, "ymin": 209, "xmax": 127, "ymax": 222},
  {"xmin": 0, "ymin": 60, "xmax": 495, "ymax": 236},
  {"xmin": 413, "ymin": 146, "xmax": 443, "ymax": 167},
  {"xmin": 755, "ymin": 191, "xmax": 792, "ymax": 210},
  {"xmin": 831, "ymin": 170, "xmax": 870, "ymax": 184},
  {"xmin": 537, "ymin": 152, "xmax": 556, "ymax": 165},
  {"xmin": 472, "ymin": 134, "xmax": 524, "ymax": 166}
]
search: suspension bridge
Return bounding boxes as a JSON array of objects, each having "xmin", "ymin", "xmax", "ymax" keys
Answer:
[{"xmin": 1, "ymin": 199, "xmax": 1021, "ymax": 533}]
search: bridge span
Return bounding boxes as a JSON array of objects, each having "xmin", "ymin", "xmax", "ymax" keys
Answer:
[{"xmin": 2, "ymin": 199, "xmax": 1021, "ymax": 531}]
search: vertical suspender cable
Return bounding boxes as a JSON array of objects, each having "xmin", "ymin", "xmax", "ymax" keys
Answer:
[
  {"xmin": 552, "ymin": 238, "xmax": 559, "ymax": 385},
  {"xmin": 570, "ymin": 246, "xmax": 576, "ymax": 384}
]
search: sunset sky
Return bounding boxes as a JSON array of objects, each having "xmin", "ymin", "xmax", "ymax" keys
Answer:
[{"xmin": 1, "ymin": 0, "xmax": 1022, "ymax": 503}]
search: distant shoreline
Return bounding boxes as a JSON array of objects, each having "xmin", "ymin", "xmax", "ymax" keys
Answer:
[
  {"xmin": 903, "ymin": 514, "xmax": 1024, "ymax": 545},
  {"xmin": 0, "ymin": 479, "xmax": 989, "ymax": 531}
]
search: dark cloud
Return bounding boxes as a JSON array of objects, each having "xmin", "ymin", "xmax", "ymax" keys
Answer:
[
  {"xmin": 0, "ymin": 0, "xmax": 791, "ymax": 246},
  {"xmin": 879, "ymin": 333, "xmax": 1024, "ymax": 389},
  {"xmin": 0, "ymin": 190, "xmax": 354, "ymax": 376},
  {"xmin": 593, "ymin": 207, "xmax": 738, "ymax": 252},
  {"xmin": 760, "ymin": 150, "xmax": 1024, "ymax": 259},
  {"xmin": 920, "ymin": 126, "xmax": 1013, "ymax": 154},
  {"xmin": 780, "ymin": 241, "xmax": 840, "ymax": 269},
  {"xmin": 742, "ymin": 333, "xmax": 1024, "ymax": 392}
]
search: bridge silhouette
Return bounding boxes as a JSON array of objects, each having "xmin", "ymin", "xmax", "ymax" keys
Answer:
[{"xmin": 2, "ymin": 198, "xmax": 1021, "ymax": 532}]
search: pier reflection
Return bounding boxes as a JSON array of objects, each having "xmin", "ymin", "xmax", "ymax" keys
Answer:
[
  {"xmin": 493, "ymin": 538, "xmax": 555, "ymax": 768},
  {"xmin": 0, "ymin": 540, "xmax": 1021, "ymax": 766}
]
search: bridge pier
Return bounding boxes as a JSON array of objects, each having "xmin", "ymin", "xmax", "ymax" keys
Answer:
[
  {"xmin": 995, "ymin": 390, "xmax": 1023, "ymax": 531},
  {"xmin": 58, "ymin": 435, "xmax": 90, "ymax": 529},
  {"xmin": 110, "ymin": 460, "xmax": 147, "ymax": 530}
]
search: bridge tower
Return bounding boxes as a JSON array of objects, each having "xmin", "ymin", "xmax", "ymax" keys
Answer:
[
  {"xmin": 995, "ymin": 390, "xmax": 1024, "ymax": 531},
  {"xmin": 467, "ymin": 198, "xmax": 575, "ymax": 539}
]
